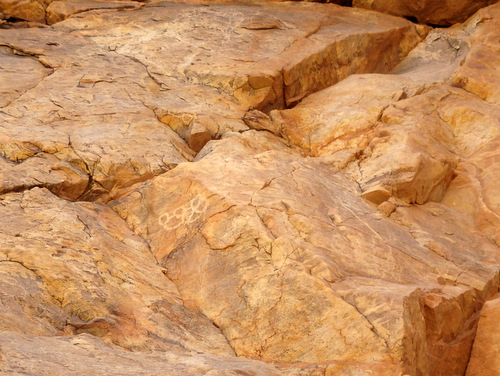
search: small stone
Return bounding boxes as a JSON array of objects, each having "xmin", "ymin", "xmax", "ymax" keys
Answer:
[
  {"xmin": 378, "ymin": 200, "xmax": 396, "ymax": 216},
  {"xmin": 243, "ymin": 110, "xmax": 281, "ymax": 135}
]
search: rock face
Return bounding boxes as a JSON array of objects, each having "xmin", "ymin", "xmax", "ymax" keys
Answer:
[
  {"xmin": 0, "ymin": 0, "xmax": 142, "ymax": 24},
  {"xmin": 0, "ymin": 187, "xmax": 234, "ymax": 354},
  {"xmin": 352, "ymin": 0, "xmax": 497, "ymax": 26},
  {"xmin": 466, "ymin": 296, "xmax": 500, "ymax": 376},
  {"xmin": 0, "ymin": 331, "xmax": 282, "ymax": 376},
  {"xmin": 0, "ymin": 1, "xmax": 499, "ymax": 376},
  {"xmin": 0, "ymin": 1, "xmax": 423, "ymax": 202}
]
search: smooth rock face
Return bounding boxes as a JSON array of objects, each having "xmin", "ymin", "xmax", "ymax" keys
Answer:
[
  {"xmin": 466, "ymin": 296, "xmax": 500, "ymax": 376},
  {"xmin": 0, "ymin": 1, "xmax": 499, "ymax": 376},
  {"xmin": 352, "ymin": 0, "xmax": 497, "ymax": 26}
]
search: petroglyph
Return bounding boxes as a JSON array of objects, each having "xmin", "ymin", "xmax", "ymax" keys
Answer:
[{"xmin": 159, "ymin": 194, "xmax": 208, "ymax": 231}]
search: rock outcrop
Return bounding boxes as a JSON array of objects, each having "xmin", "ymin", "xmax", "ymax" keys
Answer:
[
  {"xmin": 0, "ymin": 0, "xmax": 499, "ymax": 375},
  {"xmin": 0, "ymin": 187, "xmax": 235, "ymax": 354},
  {"xmin": 352, "ymin": 0, "xmax": 497, "ymax": 26},
  {"xmin": 0, "ymin": 331, "xmax": 282, "ymax": 375},
  {"xmin": 0, "ymin": 1, "xmax": 423, "ymax": 201},
  {"xmin": 466, "ymin": 295, "xmax": 500, "ymax": 376}
]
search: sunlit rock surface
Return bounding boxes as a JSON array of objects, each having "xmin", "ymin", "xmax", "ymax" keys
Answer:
[
  {"xmin": 466, "ymin": 295, "xmax": 500, "ymax": 376},
  {"xmin": 0, "ymin": 1, "xmax": 499, "ymax": 375},
  {"xmin": 0, "ymin": 1, "xmax": 423, "ymax": 201}
]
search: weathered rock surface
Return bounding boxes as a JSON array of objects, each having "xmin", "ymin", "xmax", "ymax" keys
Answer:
[
  {"xmin": 0, "ymin": 187, "xmax": 234, "ymax": 354},
  {"xmin": 466, "ymin": 295, "xmax": 500, "ymax": 376},
  {"xmin": 0, "ymin": 1, "xmax": 499, "ymax": 375},
  {"xmin": 0, "ymin": 1, "xmax": 423, "ymax": 202},
  {"xmin": 0, "ymin": 0, "xmax": 142, "ymax": 24},
  {"xmin": 113, "ymin": 127, "xmax": 500, "ymax": 374},
  {"xmin": 0, "ymin": 0, "xmax": 47, "ymax": 23},
  {"xmin": 352, "ymin": 0, "xmax": 497, "ymax": 26},
  {"xmin": 276, "ymin": 4, "xmax": 500, "ymax": 214},
  {"xmin": 0, "ymin": 331, "xmax": 282, "ymax": 376}
]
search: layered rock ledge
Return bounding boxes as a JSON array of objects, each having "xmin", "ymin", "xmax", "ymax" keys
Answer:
[{"xmin": 0, "ymin": 1, "xmax": 499, "ymax": 375}]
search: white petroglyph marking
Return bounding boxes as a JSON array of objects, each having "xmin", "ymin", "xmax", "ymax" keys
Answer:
[{"xmin": 158, "ymin": 194, "xmax": 208, "ymax": 231}]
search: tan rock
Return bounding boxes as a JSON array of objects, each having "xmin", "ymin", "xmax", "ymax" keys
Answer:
[
  {"xmin": 0, "ymin": 0, "xmax": 46, "ymax": 23},
  {"xmin": 1, "ymin": 1, "xmax": 500, "ymax": 375},
  {"xmin": 112, "ymin": 130, "xmax": 500, "ymax": 374},
  {"xmin": 352, "ymin": 0, "xmax": 496, "ymax": 26},
  {"xmin": 403, "ymin": 287, "xmax": 483, "ymax": 376},
  {"xmin": 0, "ymin": 153, "xmax": 88, "ymax": 199},
  {"xmin": 276, "ymin": 75, "xmax": 461, "ymax": 206},
  {"xmin": 451, "ymin": 4, "xmax": 500, "ymax": 105},
  {"xmin": 276, "ymin": 5, "xmax": 500, "ymax": 208},
  {"xmin": 53, "ymin": 0, "xmax": 422, "ymax": 114},
  {"xmin": 0, "ymin": 331, "xmax": 282, "ymax": 376},
  {"xmin": 0, "ymin": 1, "xmax": 423, "ymax": 201},
  {"xmin": 45, "ymin": 0, "xmax": 141, "ymax": 25},
  {"xmin": 0, "ymin": 47, "xmax": 195, "ymax": 202},
  {"xmin": 243, "ymin": 110, "xmax": 281, "ymax": 135},
  {"xmin": 466, "ymin": 296, "xmax": 500, "ymax": 376},
  {"xmin": 0, "ymin": 187, "xmax": 232, "ymax": 354},
  {"xmin": 0, "ymin": 0, "xmax": 144, "ymax": 24},
  {"xmin": 0, "ymin": 46, "xmax": 53, "ymax": 108}
]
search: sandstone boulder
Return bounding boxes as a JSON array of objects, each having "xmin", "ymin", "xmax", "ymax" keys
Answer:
[{"xmin": 0, "ymin": 0, "xmax": 46, "ymax": 23}]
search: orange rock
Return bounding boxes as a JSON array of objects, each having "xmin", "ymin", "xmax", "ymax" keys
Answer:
[
  {"xmin": 0, "ymin": 331, "xmax": 282, "ymax": 375},
  {"xmin": 112, "ymin": 130, "xmax": 499, "ymax": 373},
  {"xmin": 0, "ymin": 0, "xmax": 46, "ymax": 23},
  {"xmin": 466, "ymin": 296, "xmax": 500, "ymax": 376},
  {"xmin": 1, "ymin": 1, "xmax": 500, "ymax": 375},
  {"xmin": 0, "ymin": 188, "xmax": 233, "ymax": 354},
  {"xmin": 353, "ymin": 0, "xmax": 496, "ymax": 26},
  {"xmin": 0, "ymin": 0, "xmax": 422, "ymax": 202}
]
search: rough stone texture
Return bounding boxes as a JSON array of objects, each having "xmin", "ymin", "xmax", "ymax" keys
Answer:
[
  {"xmin": 0, "ymin": 1, "xmax": 499, "ymax": 376},
  {"xmin": 3, "ymin": 0, "xmax": 496, "ymax": 27},
  {"xmin": 0, "ymin": 0, "xmax": 46, "ymax": 23},
  {"xmin": 451, "ymin": 3, "xmax": 500, "ymax": 105},
  {"xmin": 352, "ymin": 0, "xmax": 497, "ymax": 26},
  {"xmin": 45, "ymin": 0, "xmax": 141, "ymax": 25},
  {"xmin": 0, "ymin": 1, "xmax": 422, "ymax": 202},
  {"xmin": 0, "ymin": 331, "xmax": 282, "ymax": 376},
  {"xmin": 275, "ymin": 6, "xmax": 500, "ymax": 213},
  {"xmin": 0, "ymin": 0, "xmax": 143, "ymax": 24},
  {"xmin": 0, "ymin": 187, "xmax": 234, "ymax": 354},
  {"xmin": 466, "ymin": 295, "xmax": 500, "ymax": 376},
  {"xmin": 112, "ymin": 130, "xmax": 499, "ymax": 374},
  {"xmin": 0, "ymin": 31, "xmax": 195, "ymax": 201}
]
